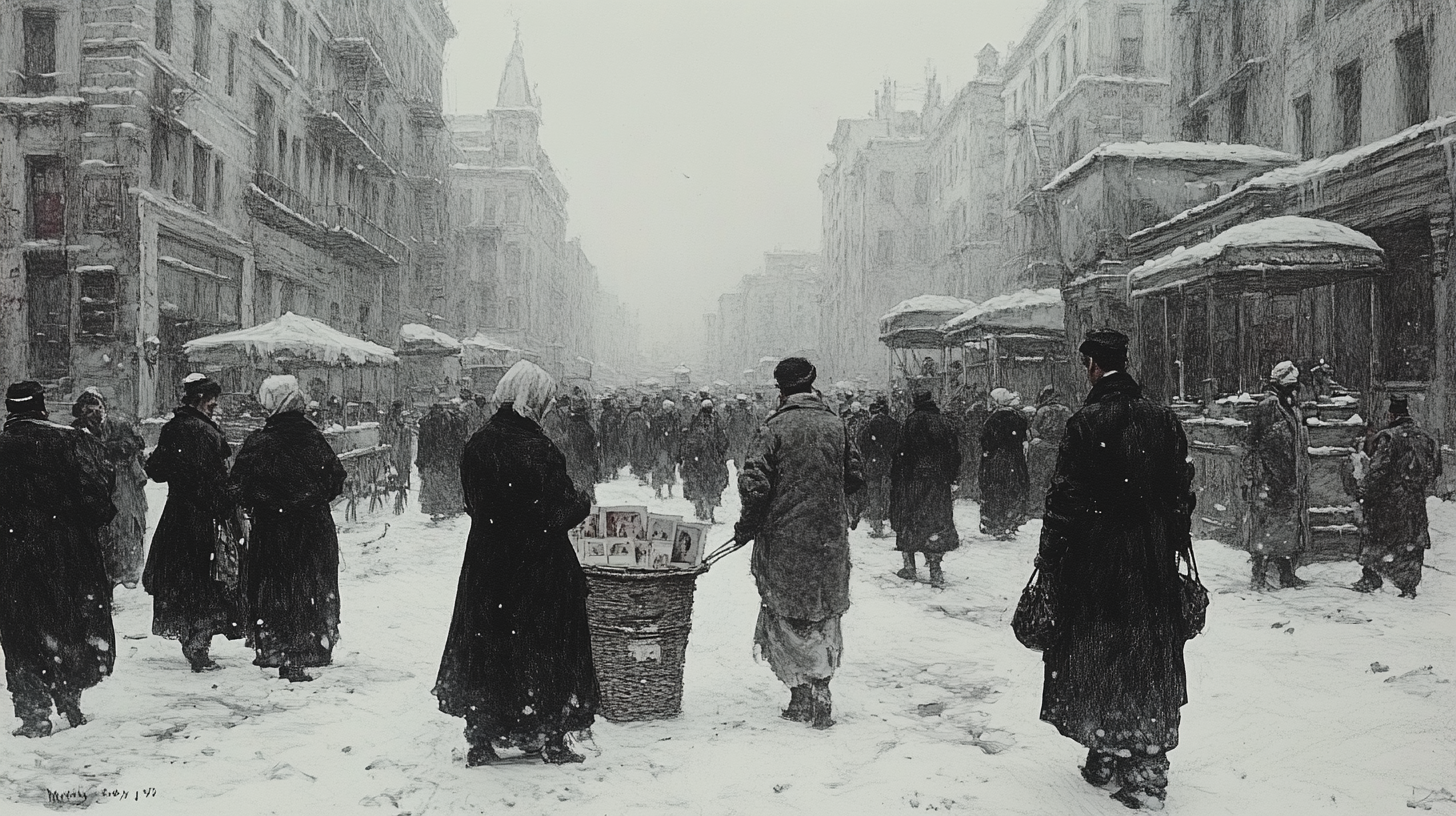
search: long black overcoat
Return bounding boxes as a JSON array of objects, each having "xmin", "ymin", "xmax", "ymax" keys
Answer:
[
  {"xmin": 859, "ymin": 412, "xmax": 901, "ymax": 524},
  {"xmin": 143, "ymin": 406, "xmax": 245, "ymax": 640},
  {"xmin": 979, "ymin": 407, "xmax": 1030, "ymax": 531},
  {"xmin": 1036, "ymin": 372, "xmax": 1196, "ymax": 757},
  {"xmin": 889, "ymin": 404, "xmax": 962, "ymax": 553},
  {"xmin": 434, "ymin": 406, "xmax": 599, "ymax": 741},
  {"xmin": 231, "ymin": 411, "xmax": 347, "ymax": 669},
  {"xmin": 562, "ymin": 412, "xmax": 599, "ymax": 499},
  {"xmin": 1359, "ymin": 415, "xmax": 1441, "ymax": 587},
  {"xmin": 681, "ymin": 411, "xmax": 730, "ymax": 505},
  {"xmin": 0, "ymin": 418, "xmax": 116, "ymax": 696}
]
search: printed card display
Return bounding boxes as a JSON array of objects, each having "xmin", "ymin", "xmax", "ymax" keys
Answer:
[
  {"xmin": 603, "ymin": 506, "xmax": 649, "ymax": 541},
  {"xmin": 606, "ymin": 538, "xmax": 636, "ymax": 566},
  {"xmin": 647, "ymin": 514, "xmax": 681, "ymax": 544},
  {"xmin": 649, "ymin": 541, "xmax": 674, "ymax": 570},
  {"xmin": 579, "ymin": 508, "xmax": 604, "ymax": 539},
  {"xmin": 671, "ymin": 522, "xmax": 708, "ymax": 568},
  {"xmin": 583, "ymin": 537, "xmax": 609, "ymax": 566}
]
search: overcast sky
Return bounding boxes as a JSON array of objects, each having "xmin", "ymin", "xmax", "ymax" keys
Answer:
[{"xmin": 442, "ymin": 0, "xmax": 1043, "ymax": 346}]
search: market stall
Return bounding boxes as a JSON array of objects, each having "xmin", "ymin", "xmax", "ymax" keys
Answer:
[
  {"xmin": 942, "ymin": 288, "xmax": 1070, "ymax": 400},
  {"xmin": 397, "ymin": 323, "xmax": 463, "ymax": 405},
  {"xmin": 878, "ymin": 295, "xmax": 977, "ymax": 401},
  {"xmin": 460, "ymin": 332, "xmax": 523, "ymax": 402},
  {"xmin": 1128, "ymin": 216, "xmax": 1388, "ymax": 561},
  {"xmin": 184, "ymin": 312, "xmax": 401, "ymax": 518}
]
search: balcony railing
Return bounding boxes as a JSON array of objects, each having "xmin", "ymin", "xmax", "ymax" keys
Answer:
[
  {"xmin": 254, "ymin": 171, "xmax": 316, "ymax": 222},
  {"xmin": 249, "ymin": 171, "xmax": 405, "ymax": 267},
  {"xmin": 323, "ymin": 203, "xmax": 407, "ymax": 262},
  {"xmin": 312, "ymin": 90, "xmax": 398, "ymax": 174}
]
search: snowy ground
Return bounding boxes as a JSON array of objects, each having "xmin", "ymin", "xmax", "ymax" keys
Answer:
[{"xmin": 1, "ymin": 468, "xmax": 1453, "ymax": 815}]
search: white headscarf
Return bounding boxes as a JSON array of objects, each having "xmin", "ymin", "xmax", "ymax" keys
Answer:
[
  {"xmin": 991, "ymin": 388, "xmax": 1020, "ymax": 408},
  {"xmin": 1271, "ymin": 360, "xmax": 1299, "ymax": 385},
  {"xmin": 259, "ymin": 375, "xmax": 307, "ymax": 415},
  {"xmin": 493, "ymin": 360, "xmax": 556, "ymax": 420}
]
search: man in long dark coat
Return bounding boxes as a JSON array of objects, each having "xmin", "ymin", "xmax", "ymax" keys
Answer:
[
  {"xmin": 1244, "ymin": 361, "xmax": 1310, "ymax": 590},
  {"xmin": 435, "ymin": 361, "xmax": 598, "ymax": 766},
  {"xmin": 624, "ymin": 398, "xmax": 653, "ymax": 485},
  {"xmin": 597, "ymin": 396, "xmax": 624, "ymax": 480},
  {"xmin": 231, "ymin": 376, "xmax": 347, "ymax": 682},
  {"xmin": 1354, "ymin": 394, "xmax": 1441, "ymax": 598},
  {"xmin": 1027, "ymin": 385, "xmax": 1074, "ymax": 518},
  {"xmin": 859, "ymin": 399, "xmax": 901, "ymax": 538},
  {"xmin": 651, "ymin": 399, "xmax": 681, "ymax": 499},
  {"xmin": 144, "ymin": 375, "xmax": 246, "ymax": 671},
  {"xmin": 0, "ymin": 382, "xmax": 116, "ymax": 737},
  {"xmin": 979, "ymin": 388, "xmax": 1030, "ymax": 539},
  {"xmin": 1036, "ymin": 330, "xmax": 1197, "ymax": 810},
  {"xmin": 681, "ymin": 400, "xmax": 730, "ymax": 522},
  {"xmin": 72, "ymin": 389, "xmax": 149, "ymax": 588},
  {"xmin": 725, "ymin": 394, "xmax": 757, "ymax": 472},
  {"xmin": 416, "ymin": 402, "xmax": 468, "ymax": 522},
  {"xmin": 736, "ymin": 358, "xmax": 863, "ymax": 729},
  {"xmin": 561, "ymin": 398, "xmax": 599, "ymax": 502},
  {"xmin": 890, "ymin": 391, "xmax": 962, "ymax": 587}
]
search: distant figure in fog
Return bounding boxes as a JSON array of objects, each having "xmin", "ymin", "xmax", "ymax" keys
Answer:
[
  {"xmin": 1353, "ymin": 394, "xmax": 1441, "ymax": 598},
  {"xmin": 725, "ymin": 394, "xmax": 757, "ymax": 472},
  {"xmin": 736, "ymin": 357, "xmax": 863, "ymax": 729},
  {"xmin": 0, "ymin": 382, "xmax": 116, "ymax": 737},
  {"xmin": 978, "ymin": 388, "xmax": 1029, "ymax": 539},
  {"xmin": 1027, "ymin": 385, "xmax": 1073, "ymax": 518},
  {"xmin": 680, "ymin": 399, "xmax": 730, "ymax": 523},
  {"xmin": 1036, "ymin": 329, "xmax": 1197, "ymax": 811},
  {"xmin": 597, "ymin": 396, "xmax": 625, "ymax": 479},
  {"xmin": 858, "ymin": 398, "xmax": 901, "ymax": 538},
  {"xmin": 144, "ymin": 374, "xmax": 246, "ymax": 672},
  {"xmin": 380, "ymin": 400, "xmax": 413, "ymax": 513},
  {"xmin": 562, "ymin": 397, "xmax": 600, "ymax": 502},
  {"xmin": 434, "ymin": 360, "xmax": 599, "ymax": 766},
  {"xmin": 1244, "ymin": 361, "xmax": 1310, "ymax": 590},
  {"xmin": 416, "ymin": 402, "xmax": 468, "ymax": 522},
  {"xmin": 625, "ymin": 397, "xmax": 654, "ymax": 485},
  {"xmin": 651, "ymin": 399, "xmax": 681, "ymax": 499},
  {"xmin": 72, "ymin": 388, "xmax": 149, "ymax": 588},
  {"xmin": 230, "ymin": 376, "xmax": 346, "ymax": 683},
  {"xmin": 960, "ymin": 389, "xmax": 988, "ymax": 496},
  {"xmin": 890, "ymin": 391, "xmax": 961, "ymax": 587}
]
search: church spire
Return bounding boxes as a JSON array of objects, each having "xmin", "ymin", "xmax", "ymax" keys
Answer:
[{"xmin": 496, "ymin": 27, "xmax": 538, "ymax": 109}]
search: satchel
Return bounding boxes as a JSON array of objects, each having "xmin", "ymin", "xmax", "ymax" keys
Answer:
[
  {"xmin": 1179, "ymin": 546, "xmax": 1210, "ymax": 640},
  {"xmin": 1011, "ymin": 566, "xmax": 1057, "ymax": 651}
]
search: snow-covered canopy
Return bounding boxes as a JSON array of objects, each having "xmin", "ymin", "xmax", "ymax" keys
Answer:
[
  {"xmin": 879, "ymin": 295, "xmax": 978, "ymax": 348},
  {"xmin": 1044, "ymin": 141, "xmax": 1296, "ymax": 192},
  {"xmin": 397, "ymin": 323, "xmax": 461, "ymax": 354},
  {"xmin": 460, "ymin": 333, "xmax": 516, "ymax": 353},
  {"xmin": 942, "ymin": 288, "xmax": 1064, "ymax": 341},
  {"xmin": 184, "ymin": 312, "xmax": 397, "ymax": 367},
  {"xmin": 1130, "ymin": 216, "xmax": 1386, "ymax": 297},
  {"xmin": 673, "ymin": 364, "xmax": 692, "ymax": 375}
]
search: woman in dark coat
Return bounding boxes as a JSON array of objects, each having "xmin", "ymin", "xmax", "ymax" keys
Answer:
[
  {"xmin": 230, "ymin": 376, "xmax": 347, "ymax": 683},
  {"xmin": 1036, "ymin": 331, "xmax": 1196, "ymax": 810},
  {"xmin": 889, "ymin": 391, "xmax": 961, "ymax": 587},
  {"xmin": 650, "ymin": 399, "xmax": 682, "ymax": 499},
  {"xmin": 72, "ymin": 389, "xmax": 149, "ymax": 588},
  {"xmin": 561, "ymin": 399, "xmax": 600, "ymax": 501},
  {"xmin": 859, "ymin": 399, "xmax": 901, "ymax": 538},
  {"xmin": 144, "ymin": 375, "xmax": 246, "ymax": 671},
  {"xmin": 1027, "ymin": 385, "xmax": 1074, "ymax": 519},
  {"xmin": 978, "ymin": 388, "xmax": 1030, "ymax": 539},
  {"xmin": 680, "ymin": 400, "xmax": 730, "ymax": 522},
  {"xmin": 0, "ymin": 382, "xmax": 116, "ymax": 736},
  {"xmin": 416, "ymin": 402, "xmax": 468, "ymax": 521},
  {"xmin": 624, "ymin": 399, "xmax": 653, "ymax": 485},
  {"xmin": 434, "ymin": 361, "xmax": 599, "ymax": 767}
]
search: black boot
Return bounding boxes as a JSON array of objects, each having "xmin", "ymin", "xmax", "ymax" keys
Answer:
[
  {"xmin": 1249, "ymin": 554, "xmax": 1272, "ymax": 591},
  {"xmin": 1110, "ymin": 754, "xmax": 1168, "ymax": 811},
  {"xmin": 541, "ymin": 732, "xmax": 585, "ymax": 764},
  {"xmin": 1080, "ymin": 749, "xmax": 1116, "ymax": 788},
  {"xmin": 279, "ymin": 665, "xmax": 314, "ymax": 683},
  {"xmin": 11, "ymin": 715, "xmax": 51, "ymax": 739},
  {"xmin": 183, "ymin": 636, "xmax": 219, "ymax": 673},
  {"xmin": 780, "ymin": 685, "xmax": 811, "ymax": 722},
  {"xmin": 808, "ymin": 679, "xmax": 834, "ymax": 730},
  {"xmin": 466, "ymin": 743, "xmax": 501, "ymax": 766},
  {"xmin": 895, "ymin": 551, "xmax": 917, "ymax": 581},
  {"xmin": 1352, "ymin": 566, "xmax": 1382, "ymax": 593},
  {"xmin": 1276, "ymin": 557, "xmax": 1307, "ymax": 588},
  {"xmin": 53, "ymin": 692, "xmax": 86, "ymax": 729},
  {"xmin": 926, "ymin": 553, "xmax": 946, "ymax": 589}
]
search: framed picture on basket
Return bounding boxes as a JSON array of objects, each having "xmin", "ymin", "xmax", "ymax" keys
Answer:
[
  {"xmin": 647, "ymin": 514, "xmax": 681, "ymax": 543},
  {"xmin": 583, "ymin": 538, "xmax": 609, "ymax": 565},
  {"xmin": 603, "ymin": 506, "xmax": 649, "ymax": 541},
  {"xmin": 649, "ymin": 541, "xmax": 673, "ymax": 570},
  {"xmin": 579, "ymin": 508, "xmax": 604, "ymax": 539},
  {"xmin": 671, "ymin": 522, "xmax": 708, "ymax": 568},
  {"xmin": 633, "ymin": 538, "xmax": 653, "ymax": 568},
  {"xmin": 607, "ymin": 537, "xmax": 636, "ymax": 566}
]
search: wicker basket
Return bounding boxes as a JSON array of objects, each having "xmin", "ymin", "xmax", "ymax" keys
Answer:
[{"xmin": 583, "ymin": 566, "xmax": 705, "ymax": 722}]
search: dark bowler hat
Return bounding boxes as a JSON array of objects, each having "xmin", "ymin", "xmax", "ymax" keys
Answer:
[
  {"xmin": 5, "ymin": 381, "xmax": 46, "ymax": 415},
  {"xmin": 1389, "ymin": 394, "xmax": 1410, "ymax": 415},
  {"xmin": 774, "ymin": 357, "xmax": 817, "ymax": 390}
]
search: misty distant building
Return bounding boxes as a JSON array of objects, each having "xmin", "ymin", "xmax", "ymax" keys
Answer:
[
  {"xmin": 0, "ymin": 0, "xmax": 455, "ymax": 417},
  {"xmin": 708, "ymin": 251, "xmax": 822, "ymax": 386},
  {"xmin": 444, "ymin": 34, "xmax": 629, "ymax": 381}
]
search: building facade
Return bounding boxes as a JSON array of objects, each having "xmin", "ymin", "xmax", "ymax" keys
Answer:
[
  {"xmin": 0, "ymin": 0, "xmax": 455, "ymax": 417},
  {"xmin": 708, "ymin": 250, "xmax": 822, "ymax": 385}
]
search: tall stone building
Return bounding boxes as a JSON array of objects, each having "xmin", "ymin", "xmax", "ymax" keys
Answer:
[
  {"xmin": 444, "ymin": 35, "xmax": 614, "ymax": 380},
  {"xmin": 0, "ymin": 0, "xmax": 454, "ymax": 417},
  {"xmin": 708, "ymin": 250, "xmax": 822, "ymax": 385}
]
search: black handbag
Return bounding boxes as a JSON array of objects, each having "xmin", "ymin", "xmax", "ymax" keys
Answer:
[
  {"xmin": 1179, "ymin": 546, "xmax": 1209, "ymax": 640},
  {"xmin": 1012, "ymin": 566, "xmax": 1057, "ymax": 651}
]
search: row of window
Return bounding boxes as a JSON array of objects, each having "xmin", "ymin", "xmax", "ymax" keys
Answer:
[{"xmin": 1012, "ymin": 9, "xmax": 1145, "ymax": 120}]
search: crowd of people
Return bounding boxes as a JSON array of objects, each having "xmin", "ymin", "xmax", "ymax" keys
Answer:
[{"xmin": 0, "ymin": 328, "xmax": 1442, "ymax": 811}]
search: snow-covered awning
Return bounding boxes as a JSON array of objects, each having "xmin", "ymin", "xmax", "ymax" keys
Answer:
[
  {"xmin": 184, "ymin": 312, "xmax": 397, "ymax": 367},
  {"xmin": 879, "ymin": 295, "xmax": 978, "ymax": 349},
  {"xmin": 1043, "ymin": 140, "xmax": 1296, "ymax": 193},
  {"xmin": 397, "ymin": 323, "xmax": 461, "ymax": 355},
  {"xmin": 1129, "ymin": 216, "xmax": 1386, "ymax": 298},
  {"xmin": 460, "ymin": 332, "xmax": 516, "ymax": 353},
  {"xmin": 942, "ymin": 288, "xmax": 1064, "ymax": 343}
]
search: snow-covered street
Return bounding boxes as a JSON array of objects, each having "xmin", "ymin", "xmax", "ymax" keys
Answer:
[{"xmin": 2, "ymin": 470, "xmax": 1453, "ymax": 816}]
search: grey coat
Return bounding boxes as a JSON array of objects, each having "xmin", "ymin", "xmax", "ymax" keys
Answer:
[{"xmin": 736, "ymin": 393, "xmax": 864, "ymax": 621}]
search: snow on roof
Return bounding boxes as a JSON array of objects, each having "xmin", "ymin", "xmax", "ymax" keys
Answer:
[
  {"xmin": 1044, "ymin": 141, "xmax": 1296, "ymax": 192},
  {"xmin": 184, "ymin": 312, "xmax": 397, "ymax": 367},
  {"xmin": 881, "ymin": 295, "xmax": 978, "ymax": 321},
  {"xmin": 398, "ymin": 323, "xmax": 461, "ymax": 351},
  {"xmin": 460, "ymin": 333, "xmax": 516, "ymax": 352},
  {"xmin": 1129, "ymin": 216, "xmax": 1382, "ymax": 283},
  {"xmin": 943, "ymin": 288, "xmax": 1063, "ymax": 332}
]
